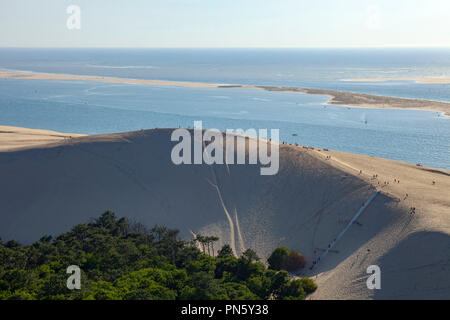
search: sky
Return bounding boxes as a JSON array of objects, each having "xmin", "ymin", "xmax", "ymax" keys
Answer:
[{"xmin": 1, "ymin": 0, "xmax": 450, "ymax": 47}]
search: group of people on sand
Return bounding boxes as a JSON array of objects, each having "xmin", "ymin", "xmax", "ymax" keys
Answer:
[
  {"xmin": 280, "ymin": 142, "xmax": 321, "ymax": 152},
  {"xmin": 310, "ymin": 236, "xmax": 341, "ymax": 270},
  {"xmin": 381, "ymin": 178, "xmax": 401, "ymax": 185},
  {"xmin": 310, "ymin": 257, "xmax": 321, "ymax": 270},
  {"xmin": 281, "ymin": 141, "xmax": 299, "ymax": 147}
]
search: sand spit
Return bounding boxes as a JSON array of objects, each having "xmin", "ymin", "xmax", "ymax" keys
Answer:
[
  {"xmin": 0, "ymin": 127, "xmax": 448, "ymax": 299},
  {"xmin": 2, "ymin": 71, "xmax": 450, "ymax": 116},
  {"xmin": 257, "ymin": 86, "xmax": 450, "ymax": 117},
  {"xmin": 0, "ymin": 71, "xmax": 219, "ymax": 88}
]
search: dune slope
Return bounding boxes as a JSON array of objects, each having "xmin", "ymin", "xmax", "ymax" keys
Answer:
[{"xmin": 0, "ymin": 128, "xmax": 448, "ymax": 299}]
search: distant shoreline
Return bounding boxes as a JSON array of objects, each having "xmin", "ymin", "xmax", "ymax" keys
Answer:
[
  {"xmin": 1, "ymin": 71, "xmax": 450, "ymax": 117},
  {"xmin": 0, "ymin": 71, "xmax": 220, "ymax": 88},
  {"xmin": 255, "ymin": 86, "xmax": 450, "ymax": 117}
]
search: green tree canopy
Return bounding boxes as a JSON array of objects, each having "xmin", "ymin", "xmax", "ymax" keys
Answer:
[
  {"xmin": 267, "ymin": 246, "xmax": 290, "ymax": 271},
  {"xmin": 0, "ymin": 211, "xmax": 316, "ymax": 300}
]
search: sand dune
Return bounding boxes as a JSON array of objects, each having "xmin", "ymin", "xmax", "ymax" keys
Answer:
[
  {"xmin": 0, "ymin": 127, "xmax": 449, "ymax": 299},
  {"xmin": 305, "ymin": 149, "xmax": 450, "ymax": 299}
]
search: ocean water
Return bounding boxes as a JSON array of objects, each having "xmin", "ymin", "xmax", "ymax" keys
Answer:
[{"xmin": 0, "ymin": 48, "xmax": 449, "ymax": 169}]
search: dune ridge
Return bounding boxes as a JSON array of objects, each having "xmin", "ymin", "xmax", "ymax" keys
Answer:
[
  {"xmin": 0, "ymin": 125, "xmax": 85, "ymax": 152},
  {"xmin": 2, "ymin": 71, "xmax": 450, "ymax": 116}
]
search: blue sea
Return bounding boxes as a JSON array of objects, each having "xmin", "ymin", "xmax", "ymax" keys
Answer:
[{"xmin": 0, "ymin": 48, "xmax": 449, "ymax": 169}]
